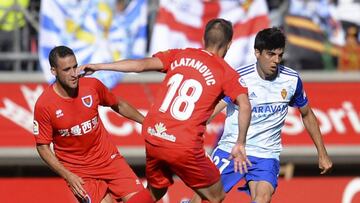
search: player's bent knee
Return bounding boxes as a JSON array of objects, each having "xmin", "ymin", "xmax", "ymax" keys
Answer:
[{"xmin": 254, "ymin": 193, "xmax": 272, "ymax": 203}]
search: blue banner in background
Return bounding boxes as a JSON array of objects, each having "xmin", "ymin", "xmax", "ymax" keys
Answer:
[{"xmin": 39, "ymin": 0, "xmax": 148, "ymax": 88}]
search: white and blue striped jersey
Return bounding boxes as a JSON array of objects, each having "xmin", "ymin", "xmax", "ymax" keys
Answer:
[{"xmin": 217, "ymin": 63, "xmax": 308, "ymax": 160}]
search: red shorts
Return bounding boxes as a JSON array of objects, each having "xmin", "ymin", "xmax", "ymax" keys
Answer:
[
  {"xmin": 72, "ymin": 156, "xmax": 144, "ymax": 202},
  {"xmin": 145, "ymin": 141, "xmax": 220, "ymax": 189}
]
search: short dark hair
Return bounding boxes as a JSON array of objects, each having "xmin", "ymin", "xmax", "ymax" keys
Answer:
[
  {"xmin": 254, "ymin": 27, "xmax": 286, "ymax": 52},
  {"xmin": 48, "ymin": 46, "xmax": 75, "ymax": 68},
  {"xmin": 204, "ymin": 18, "xmax": 233, "ymax": 49}
]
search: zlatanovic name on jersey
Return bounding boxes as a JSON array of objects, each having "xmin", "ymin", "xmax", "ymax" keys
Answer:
[{"xmin": 170, "ymin": 57, "xmax": 215, "ymax": 86}]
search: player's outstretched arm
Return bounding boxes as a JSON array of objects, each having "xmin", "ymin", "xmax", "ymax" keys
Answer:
[
  {"xmin": 77, "ymin": 57, "xmax": 164, "ymax": 76},
  {"xmin": 36, "ymin": 144, "xmax": 88, "ymax": 199},
  {"xmin": 111, "ymin": 98, "xmax": 145, "ymax": 124},
  {"xmin": 229, "ymin": 93, "xmax": 252, "ymax": 174},
  {"xmin": 299, "ymin": 104, "xmax": 333, "ymax": 174},
  {"xmin": 207, "ymin": 100, "xmax": 227, "ymax": 124}
]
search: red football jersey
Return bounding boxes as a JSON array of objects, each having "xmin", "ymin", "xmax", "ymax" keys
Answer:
[
  {"xmin": 143, "ymin": 48, "xmax": 248, "ymax": 148},
  {"xmin": 33, "ymin": 77, "xmax": 120, "ymax": 177}
]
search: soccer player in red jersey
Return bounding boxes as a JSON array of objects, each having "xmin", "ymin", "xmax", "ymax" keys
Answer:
[
  {"xmin": 33, "ymin": 46, "xmax": 155, "ymax": 203},
  {"xmin": 78, "ymin": 18, "xmax": 252, "ymax": 203}
]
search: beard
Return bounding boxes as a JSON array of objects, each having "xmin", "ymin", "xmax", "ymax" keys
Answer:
[{"xmin": 57, "ymin": 76, "xmax": 79, "ymax": 97}]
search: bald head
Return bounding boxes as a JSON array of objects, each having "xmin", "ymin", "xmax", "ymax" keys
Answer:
[{"xmin": 204, "ymin": 18, "xmax": 233, "ymax": 50}]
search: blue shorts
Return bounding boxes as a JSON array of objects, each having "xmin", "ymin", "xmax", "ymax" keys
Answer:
[{"xmin": 211, "ymin": 147, "xmax": 280, "ymax": 194}]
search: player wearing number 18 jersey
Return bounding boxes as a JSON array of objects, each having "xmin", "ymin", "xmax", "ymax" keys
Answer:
[
  {"xmin": 145, "ymin": 48, "xmax": 245, "ymax": 149},
  {"xmin": 78, "ymin": 18, "xmax": 252, "ymax": 203}
]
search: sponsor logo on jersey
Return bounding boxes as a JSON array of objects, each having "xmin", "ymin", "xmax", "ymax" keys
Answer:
[
  {"xmin": 71, "ymin": 125, "xmax": 82, "ymax": 136},
  {"xmin": 147, "ymin": 122, "xmax": 176, "ymax": 142},
  {"xmin": 56, "ymin": 109, "xmax": 64, "ymax": 118},
  {"xmin": 82, "ymin": 95, "xmax": 93, "ymax": 108},
  {"xmin": 252, "ymin": 104, "xmax": 287, "ymax": 114},
  {"xmin": 281, "ymin": 88, "xmax": 287, "ymax": 99},
  {"xmin": 57, "ymin": 116, "xmax": 98, "ymax": 137},
  {"xmin": 58, "ymin": 129, "xmax": 70, "ymax": 137},
  {"xmin": 33, "ymin": 120, "xmax": 39, "ymax": 135}
]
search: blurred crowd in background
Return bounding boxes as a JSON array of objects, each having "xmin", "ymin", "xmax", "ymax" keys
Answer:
[{"xmin": 0, "ymin": 0, "xmax": 359, "ymax": 83}]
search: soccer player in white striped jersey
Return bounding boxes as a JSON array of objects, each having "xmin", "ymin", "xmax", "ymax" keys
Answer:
[{"xmin": 191, "ymin": 27, "xmax": 333, "ymax": 203}]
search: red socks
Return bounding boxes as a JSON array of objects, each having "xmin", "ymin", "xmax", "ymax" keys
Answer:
[{"xmin": 126, "ymin": 189, "xmax": 155, "ymax": 203}]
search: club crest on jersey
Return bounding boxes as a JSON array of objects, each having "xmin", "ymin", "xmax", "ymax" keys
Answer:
[
  {"xmin": 281, "ymin": 88, "xmax": 287, "ymax": 99},
  {"xmin": 82, "ymin": 95, "xmax": 93, "ymax": 108}
]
